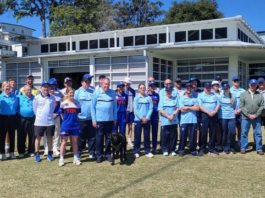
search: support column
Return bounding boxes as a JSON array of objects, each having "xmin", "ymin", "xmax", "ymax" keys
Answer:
[
  {"xmin": 228, "ymin": 56, "xmax": 238, "ymax": 84},
  {"xmin": 69, "ymin": 37, "xmax": 72, "ymax": 51},
  {"xmin": 90, "ymin": 55, "xmax": 95, "ymax": 86}
]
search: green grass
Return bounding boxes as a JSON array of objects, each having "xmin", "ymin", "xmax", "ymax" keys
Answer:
[{"xmin": 1, "ymin": 128, "xmax": 265, "ymax": 198}]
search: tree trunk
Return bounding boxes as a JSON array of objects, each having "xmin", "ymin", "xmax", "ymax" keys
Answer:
[{"xmin": 42, "ymin": 17, "xmax": 46, "ymax": 38}]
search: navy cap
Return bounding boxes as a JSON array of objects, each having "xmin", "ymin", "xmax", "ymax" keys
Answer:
[
  {"xmin": 185, "ymin": 83, "xmax": 192, "ymax": 88},
  {"xmin": 203, "ymin": 82, "xmax": 211, "ymax": 88},
  {"xmin": 117, "ymin": 82, "xmax": 125, "ymax": 87},
  {"xmin": 215, "ymin": 76, "xmax": 222, "ymax": 81},
  {"xmin": 232, "ymin": 76, "xmax": 240, "ymax": 81},
  {"xmin": 249, "ymin": 79, "xmax": 257, "ymax": 85},
  {"xmin": 175, "ymin": 78, "xmax": 182, "ymax": 83},
  {"xmin": 148, "ymin": 81, "xmax": 156, "ymax": 86},
  {"xmin": 165, "ymin": 85, "xmax": 173, "ymax": 91},
  {"xmin": 189, "ymin": 77, "xmax": 200, "ymax": 84},
  {"xmin": 257, "ymin": 77, "xmax": 265, "ymax": 83},
  {"xmin": 64, "ymin": 77, "xmax": 72, "ymax": 83},
  {"xmin": 41, "ymin": 81, "xmax": 50, "ymax": 87},
  {"xmin": 26, "ymin": 74, "xmax": 33, "ymax": 79},
  {"xmin": 222, "ymin": 84, "xmax": 230, "ymax": 89},
  {"xmin": 82, "ymin": 74, "xmax": 93, "ymax": 81}
]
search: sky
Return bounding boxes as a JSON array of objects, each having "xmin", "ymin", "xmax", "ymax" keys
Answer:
[{"xmin": 0, "ymin": 0, "xmax": 264, "ymax": 37}]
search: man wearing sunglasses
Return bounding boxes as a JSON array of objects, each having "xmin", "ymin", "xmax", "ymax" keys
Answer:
[
  {"xmin": 215, "ymin": 76, "xmax": 223, "ymax": 92},
  {"xmin": 230, "ymin": 76, "xmax": 246, "ymax": 148},
  {"xmin": 174, "ymin": 78, "xmax": 185, "ymax": 98},
  {"xmin": 148, "ymin": 77, "xmax": 160, "ymax": 94}
]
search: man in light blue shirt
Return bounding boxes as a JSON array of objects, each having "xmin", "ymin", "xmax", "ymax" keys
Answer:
[
  {"xmin": 159, "ymin": 79, "xmax": 179, "ymax": 99},
  {"xmin": 198, "ymin": 82, "xmax": 220, "ymax": 155},
  {"xmin": 91, "ymin": 78, "xmax": 117, "ymax": 163},
  {"xmin": 174, "ymin": 78, "xmax": 185, "ymax": 98},
  {"xmin": 230, "ymin": 76, "xmax": 245, "ymax": 148},
  {"xmin": 178, "ymin": 83, "xmax": 199, "ymax": 156},
  {"xmin": 74, "ymin": 74, "xmax": 96, "ymax": 158}
]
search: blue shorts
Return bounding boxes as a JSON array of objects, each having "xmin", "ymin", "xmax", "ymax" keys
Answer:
[
  {"xmin": 126, "ymin": 112, "xmax": 134, "ymax": 124},
  {"xmin": 60, "ymin": 129, "xmax": 79, "ymax": 137}
]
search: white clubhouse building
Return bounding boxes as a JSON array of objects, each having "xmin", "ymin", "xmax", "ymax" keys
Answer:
[{"xmin": 1, "ymin": 15, "xmax": 265, "ymax": 90}]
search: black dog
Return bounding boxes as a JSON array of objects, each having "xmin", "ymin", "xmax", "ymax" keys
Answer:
[{"xmin": 110, "ymin": 132, "xmax": 127, "ymax": 165}]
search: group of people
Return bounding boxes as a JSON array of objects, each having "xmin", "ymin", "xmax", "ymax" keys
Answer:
[{"xmin": 0, "ymin": 73, "xmax": 264, "ymax": 166}]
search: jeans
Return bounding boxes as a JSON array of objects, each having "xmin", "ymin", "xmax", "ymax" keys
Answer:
[
  {"xmin": 241, "ymin": 118, "xmax": 262, "ymax": 151},
  {"xmin": 220, "ymin": 118, "xmax": 236, "ymax": 151},
  {"xmin": 134, "ymin": 121, "xmax": 151, "ymax": 154}
]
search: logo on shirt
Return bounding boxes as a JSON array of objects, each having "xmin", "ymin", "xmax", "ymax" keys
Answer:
[
  {"xmin": 173, "ymin": 101, "xmax": 175, "ymax": 104},
  {"xmin": 213, "ymin": 97, "xmax": 216, "ymax": 101},
  {"xmin": 182, "ymin": 127, "xmax": 184, "ymax": 131},
  {"xmin": 201, "ymin": 123, "xmax": 203, "ymax": 126},
  {"xmin": 135, "ymin": 123, "xmax": 137, "ymax": 126},
  {"xmin": 65, "ymin": 103, "xmax": 69, "ymax": 106}
]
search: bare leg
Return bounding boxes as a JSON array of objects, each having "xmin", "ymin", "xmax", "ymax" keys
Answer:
[
  {"xmin": 60, "ymin": 136, "xmax": 68, "ymax": 156},
  {"xmin": 71, "ymin": 136, "xmax": 78, "ymax": 155},
  {"xmin": 128, "ymin": 123, "xmax": 132, "ymax": 139},
  {"xmin": 35, "ymin": 136, "xmax": 42, "ymax": 153},
  {"xmin": 47, "ymin": 136, "xmax": 53, "ymax": 152}
]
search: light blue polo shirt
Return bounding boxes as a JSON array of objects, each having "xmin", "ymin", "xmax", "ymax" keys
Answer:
[
  {"xmin": 230, "ymin": 87, "xmax": 245, "ymax": 111},
  {"xmin": 18, "ymin": 94, "xmax": 35, "ymax": 117},
  {"xmin": 91, "ymin": 88, "xmax": 117, "ymax": 122},
  {"xmin": 218, "ymin": 94, "xmax": 236, "ymax": 119},
  {"xmin": 74, "ymin": 87, "xmax": 94, "ymax": 120},
  {"xmin": 159, "ymin": 88, "xmax": 179, "ymax": 99},
  {"xmin": 158, "ymin": 96, "xmax": 179, "ymax": 126},
  {"xmin": 198, "ymin": 92, "xmax": 219, "ymax": 111},
  {"xmin": 133, "ymin": 95, "xmax": 153, "ymax": 121},
  {"xmin": 174, "ymin": 87, "xmax": 185, "ymax": 98},
  {"xmin": 0, "ymin": 93, "xmax": 18, "ymax": 115},
  {"xmin": 179, "ymin": 95, "xmax": 198, "ymax": 125}
]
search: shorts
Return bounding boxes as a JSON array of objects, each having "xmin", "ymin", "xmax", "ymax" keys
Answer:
[
  {"xmin": 235, "ymin": 115, "xmax": 242, "ymax": 125},
  {"xmin": 60, "ymin": 129, "xmax": 79, "ymax": 137},
  {"xmin": 126, "ymin": 112, "xmax": 134, "ymax": 124},
  {"xmin": 35, "ymin": 125, "xmax": 55, "ymax": 137},
  {"xmin": 261, "ymin": 116, "xmax": 265, "ymax": 126}
]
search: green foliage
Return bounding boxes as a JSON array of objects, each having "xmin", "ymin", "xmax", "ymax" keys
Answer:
[{"xmin": 164, "ymin": 0, "xmax": 224, "ymax": 24}]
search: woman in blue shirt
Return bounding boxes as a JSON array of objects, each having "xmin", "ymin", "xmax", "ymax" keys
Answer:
[
  {"xmin": 115, "ymin": 82, "xmax": 128, "ymax": 133},
  {"xmin": 59, "ymin": 87, "xmax": 81, "ymax": 166},
  {"xmin": 158, "ymin": 85, "xmax": 179, "ymax": 156},
  {"xmin": 0, "ymin": 81, "xmax": 18, "ymax": 160},
  {"xmin": 133, "ymin": 84, "xmax": 153, "ymax": 158},
  {"xmin": 218, "ymin": 84, "xmax": 237, "ymax": 154}
]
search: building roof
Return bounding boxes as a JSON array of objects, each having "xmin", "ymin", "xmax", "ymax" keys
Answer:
[{"xmin": 0, "ymin": 22, "xmax": 35, "ymax": 31}]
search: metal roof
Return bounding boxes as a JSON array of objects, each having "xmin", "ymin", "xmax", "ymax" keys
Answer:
[{"xmin": 0, "ymin": 22, "xmax": 35, "ymax": 31}]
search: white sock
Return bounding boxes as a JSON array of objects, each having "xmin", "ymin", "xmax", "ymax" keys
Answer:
[
  {"xmin": 60, "ymin": 155, "xmax": 64, "ymax": 160},
  {"xmin": 74, "ymin": 154, "xmax": 78, "ymax": 159},
  {"xmin": 128, "ymin": 138, "xmax": 131, "ymax": 142}
]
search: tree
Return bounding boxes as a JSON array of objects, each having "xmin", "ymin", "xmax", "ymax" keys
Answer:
[{"xmin": 163, "ymin": 0, "xmax": 224, "ymax": 24}]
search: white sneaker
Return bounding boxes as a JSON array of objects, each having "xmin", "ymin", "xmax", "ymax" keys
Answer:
[
  {"xmin": 135, "ymin": 153, "xmax": 139, "ymax": 158},
  {"xmin": 145, "ymin": 153, "xmax": 154, "ymax": 158},
  {"xmin": 10, "ymin": 152, "xmax": 16, "ymax": 159},
  {"xmin": 73, "ymin": 158, "xmax": 82, "ymax": 165},
  {"xmin": 19, "ymin": 154, "xmax": 24, "ymax": 158},
  {"xmin": 29, "ymin": 153, "xmax": 35, "ymax": 157},
  {"xmin": 171, "ymin": 152, "xmax": 177, "ymax": 156},
  {"xmin": 59, "ymin": 159, "xmax": 65, "ymax": 166},
  {"xmin": 1, "ymin": 154, "xmax": 7, "ymax": 160},
  {"xmin": 152, "ymin": 149, "xmax": 159, "ymax": 154},
  {"xmin": 43, "ymin": 150, "xmax": 48, "ymax": 156},
  {"xmin": 175, "ymin": 144, "xmax": 179, "ymax": 149},
  {"xmin": 128, "ymin": 141, "xmax": 134, "ymax": 147},
  {"xmin": 53, "ymin": 149, "xmax": 60, "ymax": 156},
  {"xmin": 163, "ymin": 152, "xmax": 169, "ymax": 156}
]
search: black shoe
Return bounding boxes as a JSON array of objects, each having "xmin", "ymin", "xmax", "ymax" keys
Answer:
[
  {"xmin": 223, "ymin": 150, "xmax": 230, "ymax": 154},
  {"xmin": 107, "ymin": 157, "xmax": 113, "ymax": 163},
  {"xmin": 96, "ymin": 158, "xmax": 102, "ymax": 163},
  {"xmin": 178, "ymin": 153, "xmax": 184, "ymax": 157},
  {"xmin": 211, "ymin": 150, "xmax": 219, "ymax": 155},
  {"xmin": 197, "ymin": 151, "xmax": 204, "ymax": 156},
  {"xmin": 230, "ymin": 149, "xmax": 236, "ymax": 154},
  {"xmin": 252, "ymin": 144, "xmax": 256, "ymax": 151}
]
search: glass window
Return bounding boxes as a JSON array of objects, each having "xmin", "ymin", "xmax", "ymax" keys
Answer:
[
  {"xmin": 50, "ymin": 43, "xmax": 57, "ymax": 52},
  {"xmin": 188, "ymin": 30, "xmax": 199, "ymax": 41},
  {"xmin": 100, "ymin": 39, "xmax": 108, "ymax": 48},
  {"xmin": 241, "ymin": 31, "xmax": 244, "ymax": 41},
  {"xmin": 59, "ymin": 43, "xmax": 66, "ymax": 51},
  {"xmin": 161, "ymin": 65, "xmax": 166, "ymax": 73},
  {"xmin": 190, "ymin": 66, "xmax": 202, "ymax": 72},
  {"xmin": 80, "ymin": 41, "xmax": 88, "ymax": 50},
  {"xmin": 178, "ymin": 67, "xmax": 189, "ymax": 73},
  {"xmin": 153, "ymin": 72, "xmax": 159, "ymax": 80},
  {"xmin": 161, "ymin": 73, "xmax": 167, "ymax": 81},
  {"xmin": 41, "ymin": 44, "xmax": 48, "ymax": 53},
  {"xmin": 215, "ymin": 57, "xmax": 229, "ymax": 64},
  {"xmin": 202, "ymin": 58, "xmax": 214, "ymax": 65},
  {"xmin": 177, "ymin": 60, "xmax": 189, "ymax": 66},
  {"xmin": 238, "ymin": 29, "xmax": 241, "ymax": 40},
  {"xmin": 12, "ymin": 28, "xmax": 15, "ymax": 31},
  {"xmin": 215, "ymin": 27, "xmax": 227, "ymax": 39},
  {"xmin": 22, "ymin": 30, "xmax": 24, "ymax": 33},
  {"xmin": 175, "ymin": 31, "xmax": 186, "ymax": 42},
  {"xmin": 168, "ymin": 67, "xmax": 173, "ymax": 73},
  {"xmin": 110, "ymin": 38, "xmax": 119, "ymax": 47},
  {"xmin": 159, "ymin": 33, "xmax": 166, "ymax": 44},
  {"xmin": 124, "ymin": 36, "xmax": 134, "ymax": 46},
  {"xmin": 129, "ymin": 55, "xmax": 145, "ymax": 62},
  {"xmin": 215, "ymin": 65, "xmax": 228, "ymax": 71},
  {"xmin": 67, "ymin": 42, "xmax": 76, "ymax": 51},
  {"xmin": 190, "ymin": 59, "xmax": 201, "ymax": 65},
  {"xmin": 153, "ymin": 63, "xmax": 159, "ymax": 72},
  {"xmin": 161, "ymin": 59, "xmax": 166, "ymax": 65},
  {"xmin": 90, "ymin": 40, "xmax": 98, "ymax": 49},
  {"xmin": 95, "ymin": 57, "xmax": 110, "ymax": 65},
  {"xmin": 153, "ymin": 57, "xmax": 159, "ymax": 63},
  {"xmin": 201, "ymin": 29, "xmax": 213, "ymax": 40},
  {"xmin": 168, "ymin": 61, "xmax": 172, "ymax": 66},
  {"xmin": 135, "ymin": 35, "xmax": 145, "ymax": 46},
  {"xmin": 112, "ymin": 56, "xmax": 127, "ymax": 64},
  {"xmin": 147, "ymin": 34, "xmax": 157, "ymax": 45}
]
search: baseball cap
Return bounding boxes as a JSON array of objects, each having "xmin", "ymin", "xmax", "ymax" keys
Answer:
[
  {"xmin": 41, "ymin": 81, "xmax": 50, "ymax": 87},
  {"xmin": 189, "ymin": 77, "xmax": 200, "ymax": 84},
  {"xmin": 148, "ymin": 81, "xmax": 156, "ymax": 86},
  {"xmin": 215, "ymin": 76, "xmax": 222, "ymax": 81},
  {"xmin": 249, "ymin": 79, "xmax": 257, "ymax": 85},
  {"xmin": 82, "ymin": 74, "xmax": 93, "ymax": 81},
  {"xmin": 117, "ymin": 82, "xmax": 125, "ymax": 87},
  {"xmin": 64, "ymin": 77, "xmax": 72, "ymax": 83},
  {"xmin": 232, "ymin": 76, "xmax": 240, "ymax": 81},
  {"xmin": 26, "ymin": 74, "xmax": 33, "ymax": 79},
  {"xmin": 185, "ymin": 83, "xmax": 192, "ymax": 88},
  {"xmin": 203, "ymin": 82, "xmax": 211, "ymax": 87},
  {"xmin": 123, "ymin": 77, "xmax": 132, "ymax": 84},
  {"xmin": 165, "ymin": 85, "xmax": 173, "ymax": 91},
  {"xmin": 222, "ymin": 84, "xmax": 230, "ymax": 89},
  {"xmin": 175, "ymin": 78, "xmax": 182, "ymax": 83},
  {"xmin": 49, "ymin": 78, "xmax": 57, "ymax": 84},
  {"xmin": 211, "ymin": 80, "xmax": 219, "ymax": 86},
  {"xmin": 257, "ymin": 77, "xmax": 265, "ymax": 83}
]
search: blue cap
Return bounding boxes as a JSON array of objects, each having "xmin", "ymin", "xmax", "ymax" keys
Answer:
[
  {"xmin": 215, "ymin": 76, "xmax": 222, "ymax": 81},
  {"xmin": 203, "ymin": 82, "xmax": 211, "ymax": 88},
  {"xmin": 249, "ymin": 79, "xmax": 257, "ymax": 85},
  {"xmin": 232, "ymin": 76, "xmax": 240, "ymax": 81},
  {"xmin": 185, "ymin": 83, "xmax": 192, "ymax": 88},
  {"xmin": 41, "ymin": 81, "xmax": 50, "ymax": 87},
  {"xmin": 82, "ymin": 74, "xmax": 93, "ymax": 81},
  {"xmin": 48, "ymin": 78, "xmax": 58, "ymax": 88},
  {"xmin": 165, "ymin": 85, "xmax": 173, "ymax": 91},
  {"xmin": 117, "ymin": 82, "xmax": 125, "ymax": 87},
  {"xmin": 222, "ymin": 84, "xmax": 230, "ymax": 89},
  {"xmin": 257, "ymin": 77, "xmax": 265, "ymax": 83},
  {"xmin": 148, "ymin": 81, "xmax": 156, "ymax": 86}
]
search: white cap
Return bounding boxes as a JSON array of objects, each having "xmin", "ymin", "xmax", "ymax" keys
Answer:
[
  {"xmin": 211, "ymin": 80, "xmax": 219, "ymax": 85},
  {"xmin": 123, "ymin": 77, "xmax": 132, "ymax": 84}
]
